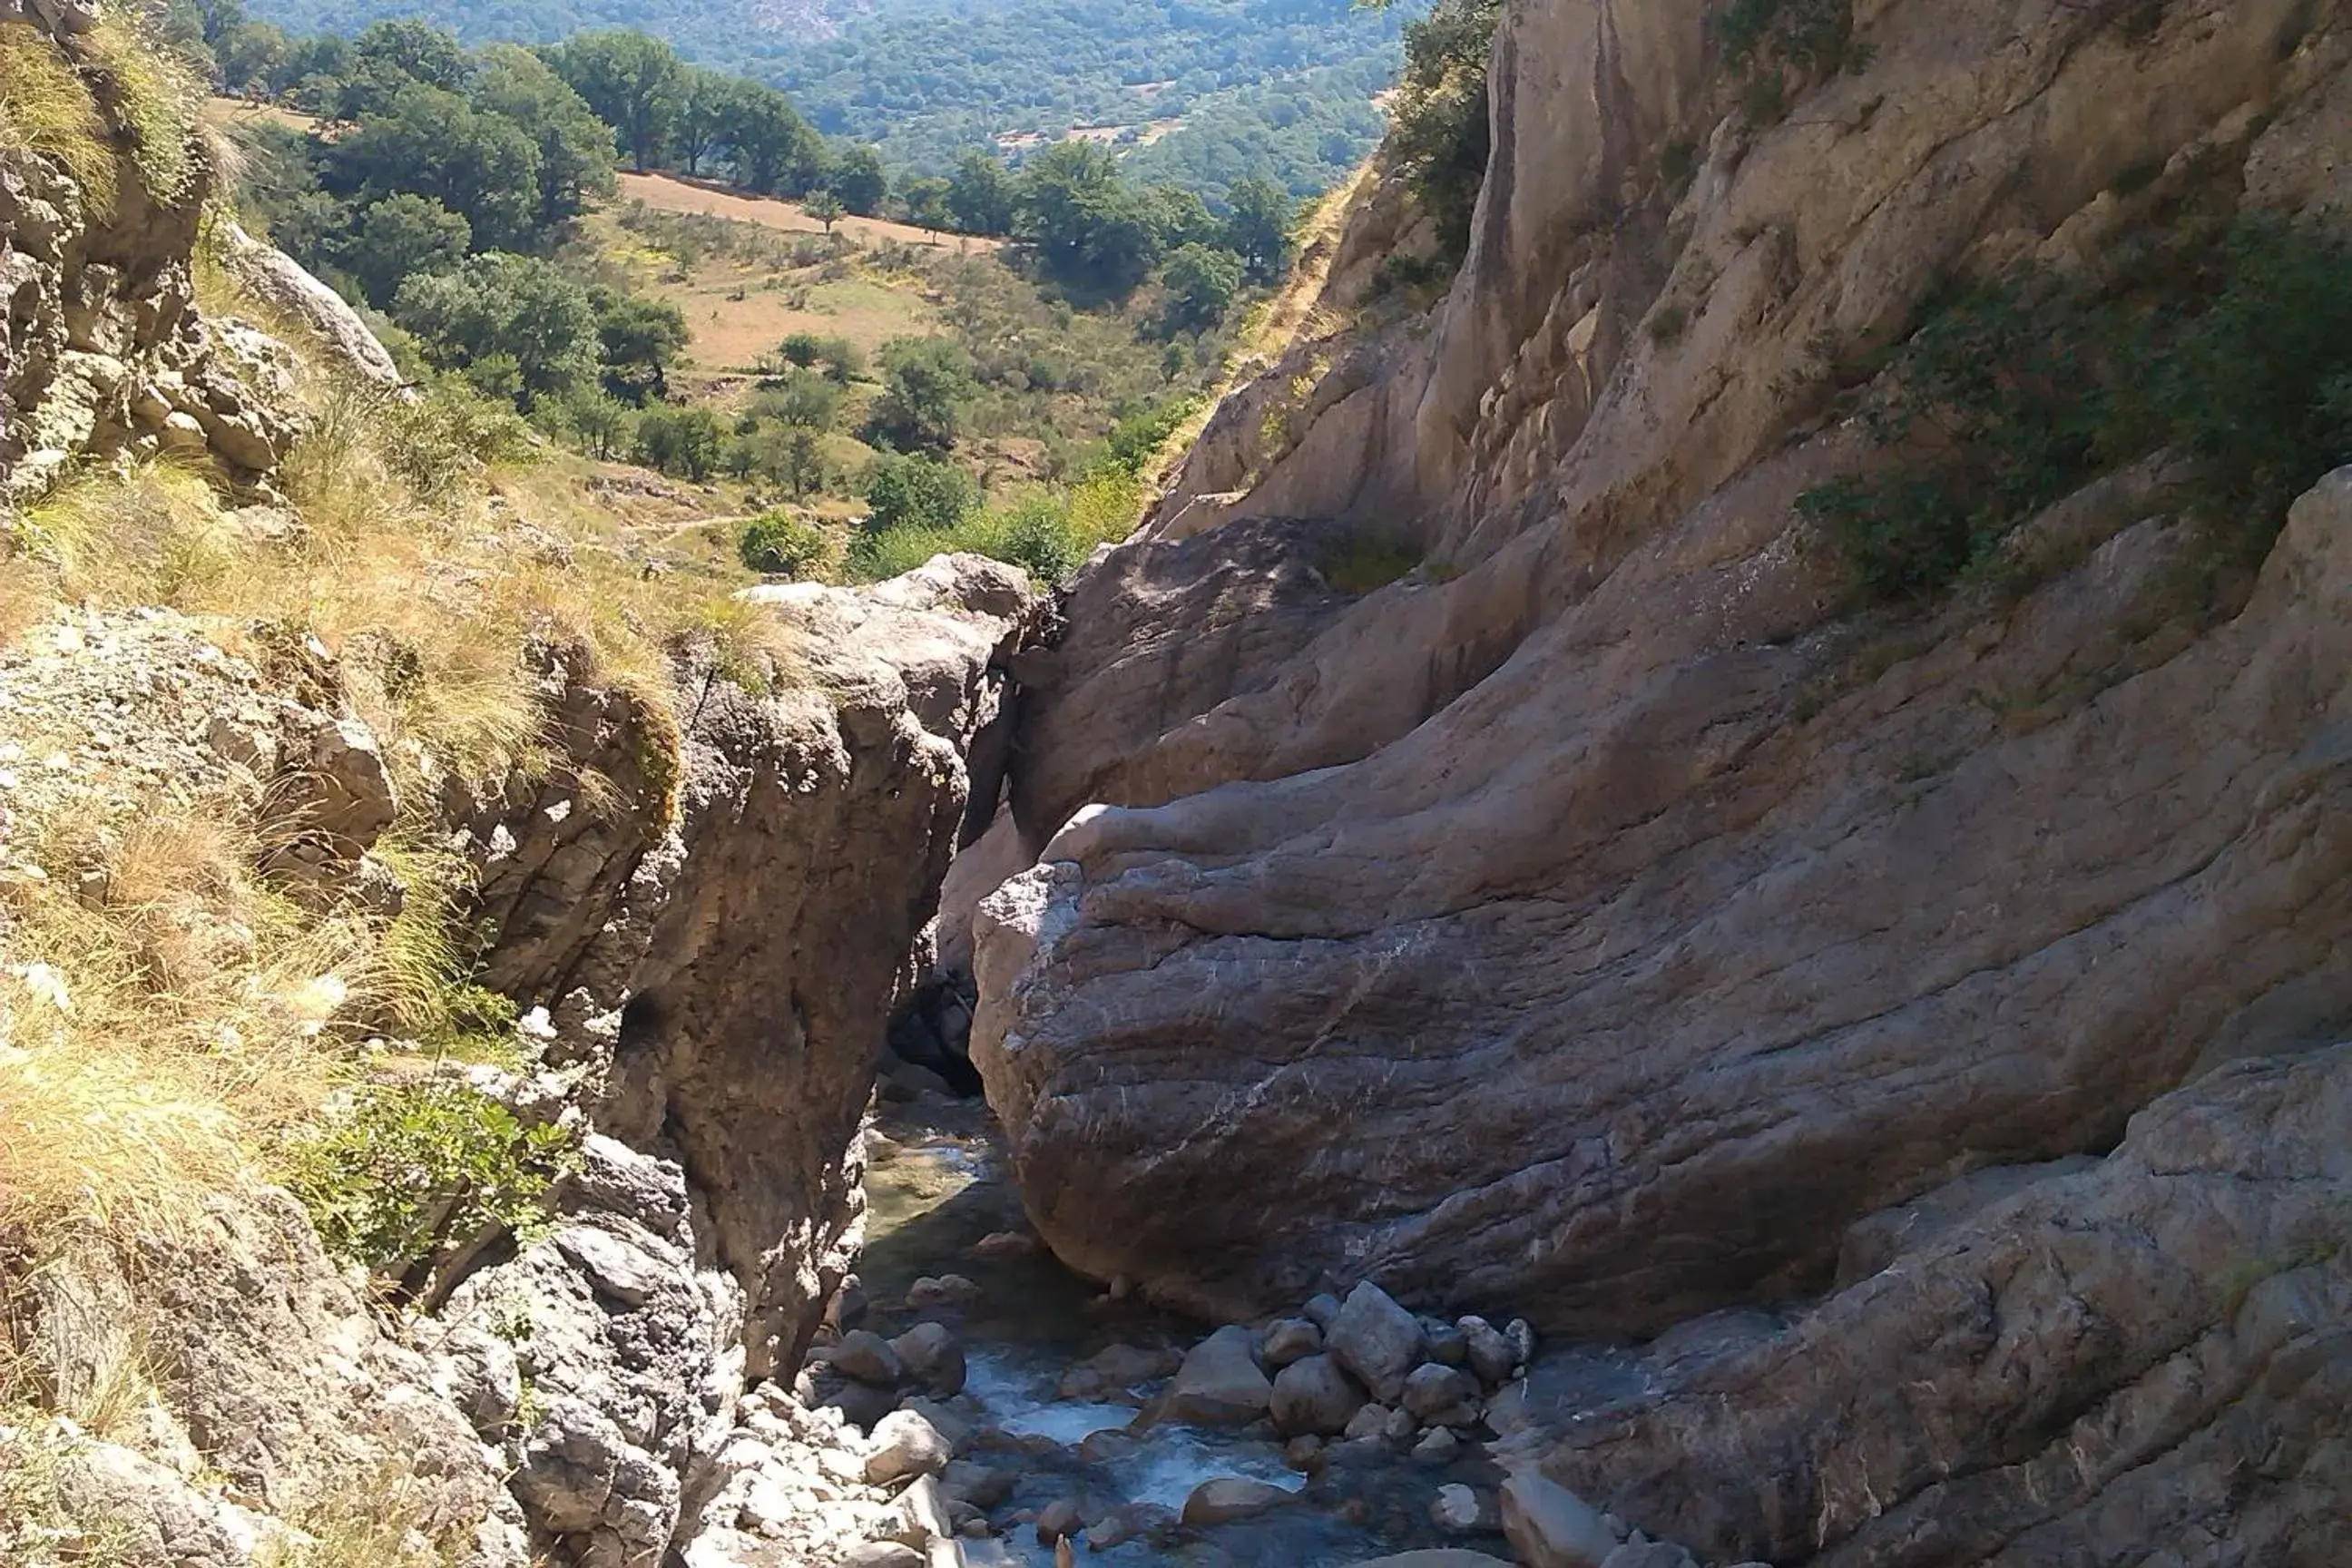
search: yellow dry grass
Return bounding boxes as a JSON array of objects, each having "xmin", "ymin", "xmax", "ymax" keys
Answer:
[
  {"xmin": 0, "ymin": 256, "xmax": 779, "ymax": 1269},
  {"xmin": 616, "ymin": 170, "xmax": 1003, "ymax": 252},
  {"xmin": 0, "ymin": 20, "xmax": 114, "ymax": 214}
]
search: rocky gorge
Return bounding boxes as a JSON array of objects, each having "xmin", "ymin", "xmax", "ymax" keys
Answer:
[{"xmin": 4, "ymin": 0, "xmax": 2352, "ymax": 1565}]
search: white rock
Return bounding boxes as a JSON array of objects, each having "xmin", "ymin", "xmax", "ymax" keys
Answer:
[{"xmin": 864, "ymin": 1410, "xmax": 953, "ymax": 1484}]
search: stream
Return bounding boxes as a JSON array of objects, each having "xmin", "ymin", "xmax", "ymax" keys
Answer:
[{"xmin": 846, "ymin": 1094, "xmax": 1511, "ymax": 1566}]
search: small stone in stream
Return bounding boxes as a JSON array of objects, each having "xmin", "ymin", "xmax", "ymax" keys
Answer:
[
  {"xmin": 1414, "ymin": 1427, "xmax": 1463, "ymax": 1465},
  {"xmin": 1271, "ymin": 1354, "xmax": 1367, "ymax": 1436},
  {"xmin": 1260, "ymin": 1317, "xmax": 1323, "ymax": 1367},
  {"xmin": 1434, "ymin": 1484, "xmax": 1502, "ymax": 1534},
  {"xmin": 1302, "ymin": 1292, "xmax": 1344, "ymax": 1330},
  {"xmin": 1401, "ymin": 1364, "xmax": 1480, "ymax": 1423},
  {"xmin": 1421, "ymin": 1318, "xmax": 1468, "ymax": 1367},
  {"xmin": 890, "ymin": 1322, "xmax": 965, "ymax": 1396},
  {"xmin": 1108, "ymin": 1275, "xmax": 1135, "ymax": 1300},
  {"xmin": 956, "ymin": 1515, "xmax": 991, "ymax": 1538},
  {"xmin": 864, "ymin": 1409, "xmax": 953, "ymax": 1484},
  {"xmin": 940, "ymin": 1460, "xmax": 1014, "ymax": 1508},
  {"xmin": 906, "ymin": 1273, "xmax": 983, "ymax": 1309},
  {"xmin": 1076, "ymin": 1427, "xmax": 1142, "ymax": 1464},
  {"xmin": 1162, "ymin": 1324, "xmax": 1272, "ymax": 1426},
  {"xmin": 1342, "ymin": 1403, "xmax": 1393, "ymax": 1442},
  {"xmin": 1056, "ymin": 1340, "xmax": 1175, "ymax": 1399},
  {"xmin": 1458, "ymin": 1318, "xmax": 1516, "ymax": 1386},
  {"xmin": 1088, "ymin": 1503, "xmax": 1176, "ymax": 1550},
  {"xmin": 1504, "ymin": 1318, "xmax": 1537, "ymax": 1369},
  {"xmin": 1500, "ymin": 1473, "xmax": 1622, "ymax": 1568},
  {"xmin": 830, "ymin": 1329, "xmax": 904, "ymax": 1387},
  {"xmin": 1284, "ymin": 1434, "xmax": 1325, "ymax": 1471},
  {"xmin": 842, "ymin": 1544, "xmax": 924, "ymax": 1568},
  {"xmin": 1328, "ymin": 1282, "xmax": 1424, "ymax": 1403},
  {"xmin": 1034, "ymin": 1497, "xmax": 1083, "ymax": 1544},
  {"xmin": 1181, "ymin": 1477, "xmax": 1296, "ymax": 1527},
  {"xmin": 971, "ymin": 1230, "xmax": 1037, "ymax": 1259},
  {"xmin": 1601, "ymin": 1544, "xmax": 1700, "ymax": 1568},
  {"xmin": 1383, "ymin": 1406, "xmax": 1419, "ymax": 1442}
]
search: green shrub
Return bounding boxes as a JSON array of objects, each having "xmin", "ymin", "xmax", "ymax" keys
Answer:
[
  {"xmin": 634, "ymin": 406, "xmax": 727, "ymax": 480},
  {"xmin": 1712, "ymin": 0, "xmax": 1858, "ymax": 74},
  {"xmin": 281, "ymin": 1079, "xmax": 574, "ymax": 1283},
  {"xmin": 1102, "ymin": 395, "xmax": 1200, "ymax": 474},
  {"xmin": 1800, "ymin": 215, "xmax": 2352, "ymax": 601},
  {"xmin": 2119, "ymin": 216, "xmax": 2352, "ymax": 553},
  {"xmin": 739, "ymin": 511, "xmax": 830, "ymax": 577},
  {"xmin": 1384, "ymin": 0, "xmax": 1502, "ymax": 260},
  {"xmin": 81, "ymin": 12, "xmax": 203, "ymax": 206},
  {"xmin": 863, "ymin": 452, "xmax": 979, "ymax": 534},
  {"xmin": 1318, "ymin": 532, "xmax": 1425, "ymax": 594}
]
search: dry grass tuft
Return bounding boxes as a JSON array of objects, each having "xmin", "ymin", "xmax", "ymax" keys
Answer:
[{"xmin": 0, "ymin": 20, "xmax": 114, "ymax": 214}]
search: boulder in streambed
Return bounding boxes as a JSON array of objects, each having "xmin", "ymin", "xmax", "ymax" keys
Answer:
[
  {"xmin": 1328, "ymin": 1282, "xmax": 1422, "ymax": 1403},
  {"xmin": 829, "ymin": 1329, "xmax": 904, "ymax": 1387},
  {"xmin": 1161, "ymin": 1324, "xmax": 1271, "ymax": 1425},
  {"xmin": 1431, "ymin": 1485, "xmax": 1500, "ymax": 1534},
  {"xmin": 1599, "ymin": 1544, "xmax": 1700, "ymax": 1568},
  {"xmin": 1269, "ymin": 1354, "xmax": 1366, "ymax": 1436},
  {"xmin": 1400, "ymin": 1363, "xmax": 1479, "ymax": 1423},
  {"xmin": 863, "ymin": 1409, "xmax": 953, "ymax": 1484},
  {"xmin": 841, "ymin": 1544, "xmax": 925, "ymax": 1568},
  {"xmin": 1500, "ymin": 1473, "xmax": 1622, "ymax": 1568},
  {"xmin": 1260, "ymin": 1317, "xmax": 1323, "ymax": 1367},
  {"xmin": 1180, "ymin": 1476, "xmax": 1296, "ymax": 1527},
  {"xmin": 1456, "ymin": 1318, "xmax": 1515, "ymax": 1386},
  {"xmin": 889, "ymin": 1322, "xmax": 965, "ymax": 1396}
]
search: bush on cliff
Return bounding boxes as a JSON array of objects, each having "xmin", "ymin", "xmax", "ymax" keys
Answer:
[{"xmin": 1802, "ymin": 214, "xmax": 2352, "ymax": 601}]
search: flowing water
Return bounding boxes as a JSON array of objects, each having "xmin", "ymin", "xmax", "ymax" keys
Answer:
[{"xmin": 856, "ymin": 1098, "xmax": 1502, "ymax": 1566}]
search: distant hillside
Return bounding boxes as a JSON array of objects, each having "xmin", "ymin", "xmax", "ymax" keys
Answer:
[{"xmin": 241, "ymin": 0, "xmax": 1408, "ymax": 202}]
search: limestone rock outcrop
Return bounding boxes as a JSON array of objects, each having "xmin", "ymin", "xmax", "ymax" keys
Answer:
[
  {"xmin": 1519, "ymin": 1043, "xmax": 2352, "ymax": 1566},
  {"xmin": 968, "ymin": 1, "xmax": 2352, "ymax": 1560},
  {"xmin": 462, "ymin": 555, "xmax": 1034, "ymax": 1388},
  {"xmin": 975, "ymin": 0, "xmax": 2352, "ymax": 1331},
  {"xmin": 437, "ymin": 1136, "xmax": 743, "ymax": 1568},
  {"xmin": 0, "ymin": 6, "xmax": 344, "ymax": 503},
  {"xmin": 15, "ymin": 1194, "xmax": 530, "ymax": 1568}
]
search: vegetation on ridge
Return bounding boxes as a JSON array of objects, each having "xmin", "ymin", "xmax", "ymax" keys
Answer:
[{"xmin": 1802, "ymin": 215, "xmax": 2352, "ymax": 603}]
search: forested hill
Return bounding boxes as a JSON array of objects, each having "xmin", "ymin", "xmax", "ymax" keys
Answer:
[{"xmin": 238, "ymin": 0, "xmax": 1409, "ymax": 201}]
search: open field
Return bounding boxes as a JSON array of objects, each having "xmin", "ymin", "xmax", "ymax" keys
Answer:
[
  {"xmin": 615, "ymin": 172, "xmax": 1001, "ymax": 253},
  {"xmin": 205, "ymin": 95, "xmax": 320, "ymax": 135}
]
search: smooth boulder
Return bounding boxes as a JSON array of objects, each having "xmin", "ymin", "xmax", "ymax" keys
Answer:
[
  {"xmin": 864, "ymin": 1410, "xmax": 953, "ymax": 1485},
  {"xmin": 889, "ymin": 1322, "xmax": 965, "ymax": 1396},
  {"xmin": 1181, "ymin": 1477, "xmax": 1295, "ymax": 1527},
  {"xmin": 1269, "ymin": 1354, "xmax": 1367, "ymax": 1436},
  {"xmin": 1161, "ymin": 1325, "xmax": 1272, "ymax": 1426},
  {"xmin": 1327, "ymin": 1282, "xmax": 1423, "ymax": 1404},
  {"xmin": 830, "ymin": 1329, "xmax": 903, "ymax": 1387},
  {"xmin": 1500, "ymin": 1474, "xmax": 1622, "ymax": 1568},
  {"xmin": 1400, "ymin": 1363, "xmax": 1480, "ymax": 1424}
]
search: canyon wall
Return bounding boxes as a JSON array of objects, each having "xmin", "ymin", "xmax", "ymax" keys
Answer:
[{"xmin": 974, "ymin": 2, "xmax": 2352, "ymax": 1556}]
